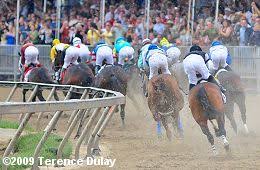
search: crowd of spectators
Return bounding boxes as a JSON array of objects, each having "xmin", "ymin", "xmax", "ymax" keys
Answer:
[{"xmin": 0, "ymin": 0, "xmax": 259, "ymax": 47}]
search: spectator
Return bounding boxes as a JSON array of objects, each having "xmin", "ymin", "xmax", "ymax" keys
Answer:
[
  {"xmin": 153, "ymin": 16, "xmax": 165, "ymax": 35},
  {"xmin": 87, "ymin": 22, "xmax": 101, "ymax": 45},
  {"xmin": 101, "ymin": 22, "xmax": 114, "ymax": 45},
  {"xmin": 219, "ymin": 19, "xmax": 233, "ymax": 45},
  {"xmin": 250, "ymin": 16, "xmax": 260, "ymax": 46},
  {"xmin": 28, "ymin": 24, "xmax": 39, "ymax": 44},
  {"xmin": 60, "ymin": 20, "xmax": 70, "ymax": 44},
  {"xmin": 5, "ymin": 24, "xmax": 15, "ymax": 45},
  {"xmin": 236, "ymin": 18, "xmax": 253, "ymax": 46},
  {"xmin": 43, "ymin": 24, "xmax": 53, "ymax": 45},
  {"xmin": 105, "ymin": 5, "xmax": 116, "ymax": 23},
  {"xmin": 203, "ymin": 21, "xmax": 218, "ymax": 43}
]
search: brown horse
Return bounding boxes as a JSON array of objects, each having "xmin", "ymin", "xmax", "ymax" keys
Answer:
[
  {"xmin": 147, "ymin": 74, "xmax": 184, "ymax": 140},
  {"xmin": 22, "ymin": 66, "xmax": 59, "ymax": 102},
  {"xmin": 215, "ymin": 69, "xmax": 248, "ymax": 134},
  {"xmin": 189, "ymin": 82, "xmax": 230, "ymax": 155},
  {"xmin": 54, "ymin": 50, "xmax": 95, "ymax": 98}
]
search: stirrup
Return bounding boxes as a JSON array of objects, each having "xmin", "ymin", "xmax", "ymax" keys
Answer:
[{"xmin": 221, "ymin": 92, "xmax": 226, "ymax": 104}]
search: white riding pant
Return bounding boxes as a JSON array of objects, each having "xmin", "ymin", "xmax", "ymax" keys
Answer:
[
  {"xmin": 63, "ymin": 46, "xmax": 79, "ymax": 69},
  {"xmin": 76, "ymin": 44, "xmax": 91, "ymax": 62},
  {"xmin": 96, "ymin": 46, "xmax": 114, "ymax": 66},
  {"xmin": 166, "ymin": 47, "xmax": 181, "ymax": 66},
  {"xmin": 118, "ymin": 46, "xmax": 135, "ymax": 65},
  {"xmin": 209, "ymin": 45, "xmax": 228, "ymax": 70},
  {"xmin": 24, "ymin": 46, "xmax": 39, "ymax": 66},
  {"xmin": 183, "ymin": 54, "xmax": 211, "ymax": 85},
  {"xmin": 148, "ymin": 53, "xmax": 171, "ymax": 80}
]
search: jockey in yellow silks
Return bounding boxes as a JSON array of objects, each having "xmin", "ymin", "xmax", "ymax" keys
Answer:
[{"xmin": 160, "ymin": 37, "xmax": 181, "ymax": 66}]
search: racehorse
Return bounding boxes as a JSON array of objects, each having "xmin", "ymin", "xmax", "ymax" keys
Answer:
[
  {"xmin": 95, "ymin": 65, "xmax": 128, "ymax": 126},
  {"xmin": 215, "ymin": 69, "xmax": 248, "ymax": 134},
  {"xmin": 189, "ymin": 82, "xmax": 230, "ymax": 155},
  {"xmin": 147, "ymin": 74, "xmax": 184, "ymax": 140},
  {"xmin": 22, "ymin": 66, "xmax": 59, "ymax": 102},
  {"xmin": 54, "ymin": 50, "xmax": 95, "ymax": 98}
]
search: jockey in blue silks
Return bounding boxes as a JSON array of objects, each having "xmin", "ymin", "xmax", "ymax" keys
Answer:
[
  {"xmin": 92, "ymin": 40, "xmax": 114, "ymax": 74},
  {"xmin": 145, "ymin": 44, "xmax": 171, "ymax": 80},
  {"xmin": 209, "ymin": 41, "xmax": 232, "ymax": 75},
  {"xmin": 113, "ymin": 37, "xmax": 135, "ymax": 66}
]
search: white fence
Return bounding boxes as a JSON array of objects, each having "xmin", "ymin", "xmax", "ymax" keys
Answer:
[
  {"xmin": 0, "ymin": 81, "xmax": 125, "ymax": 170},
  {"xmin": 0, "ymin": 45, "xmax": 259, "ymax": 91}
]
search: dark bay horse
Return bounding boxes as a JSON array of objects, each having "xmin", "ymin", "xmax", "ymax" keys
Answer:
[
  {"xmin": 23, "ymin": 66, "xmax": 59, "ymax": 102},
  {"xmin": 147, "ymin": 74, "xmax": 184, "ymax": 140},
  {"xmin": 95, "ymin": 65, "xmax": 128, "ymax": 126},
  {"xmin": 215, "ymin": 69, "xmax": 248, "ymax": 134},
  {"xmin": 54, "ymin": 50, "xmax": 95, "ymax": 98},
  {"xmin": 189, "ymin": 82, "xmax": 230, "ymax": 155}
]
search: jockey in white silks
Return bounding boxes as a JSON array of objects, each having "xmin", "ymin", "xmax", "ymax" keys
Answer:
[
  {"xmin": 183, "ymin": 45, "xmax": 226, "ymax": 93},
  {"xmin": 160, "ymin": 37, "xmax": 181, "ymax": 66},
  {"xmin": 62, "ymin": 46, "xmax": 80, "ymax": 71},
  {"xmin": 72, "ymin": 37, "xmax": 91, "ymax": 63},
  {"xmin": 23, "ymin": 45, "xmax": 40, "ymax": 81},
  {"xmin": 137, "ymin": 38, "xmax": 151, "ymax": 72},
  {"xmin": 113, "ymin": 37, "xmax": 135, "ymax": 66},
  {"xmin": 145, "ymin": 44, "xmax": 171, "ymax": 80},
  {"xmin": 209, "ymin": 41, "xmax": 232, "ymax": 74},
  {"xmin": 24, "ymin": 46, "xmax": 40, "ymax": 67},
  {"xmin": 92, "ymin": 41, "xmax": 114, "ymax": 74}
]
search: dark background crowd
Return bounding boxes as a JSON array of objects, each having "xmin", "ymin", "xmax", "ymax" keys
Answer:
[{"xmin": 0, "ymin": 0, "xmax": 259, "ymax": 46}]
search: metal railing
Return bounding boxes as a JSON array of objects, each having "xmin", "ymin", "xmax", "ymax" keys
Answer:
[{"xmin": 0, "ymin": 81, "xmax": 125, "ymax": 170}]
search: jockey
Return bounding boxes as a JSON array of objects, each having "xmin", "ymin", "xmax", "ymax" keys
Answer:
[
  {"xmin": 183, "ymin": 45, "xmax": 225, "ymax": 91},
  {"xmin": 19, "ymin": 42, "xmax": 35, "ymax": 72},
  {"xmin": 50, "ymin": 39, "xmax": 70, "ymax": 63},
  {"xmin": 50, "ymin": 39, "xmax": 70, "ymax": 81},
  {"xmin": 160, "ymin": 37, "xmax": 181, "ymax": 66},
  {"xmin": 209, "ymin": 41, "xmax": 232, "ymax": 74},
  {"xmin": 113, "ymin": 37, "xmax": 135, "ymax": 66},
  {"xmin": 72, "ymin": 37, "xmax": 91, "ymax": 63},
  {"xmin": 92, "ymin": 41, "xmax": 113, "ymax": 74},
  {"xmin": 145, "ymin": 44, "xmax": 171, "ymax": 80},
  {"xmin": 137, "ymin": 38, "xmax": 151, "ymax": 71}
]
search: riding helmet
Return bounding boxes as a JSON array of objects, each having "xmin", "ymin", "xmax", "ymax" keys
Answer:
[
  {"xmin": 190, "ymin": 45, "xmax": 202, "ymax": 52},
  {"xmin": 211, "ymin": 41, "xmax": 222, "ymax": 47}
]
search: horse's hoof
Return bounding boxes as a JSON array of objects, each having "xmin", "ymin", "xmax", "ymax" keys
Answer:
[
  {"xmin": 224, "ymin": 144, "xmax": 230, "ymax": 152},
  {"xmin": 91, "ymin": 148, "xmax": 101, "ymax": 156},
  {"xmin": 74, "ymin": 135, "xmax": 80, "ymax": 139}
]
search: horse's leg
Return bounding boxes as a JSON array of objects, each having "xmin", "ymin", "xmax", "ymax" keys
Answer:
[
  {"xmin": 161, "ymin": 115, "xmax": 173, "ymax": 141},
  {"xmin": 173, "ymin": 113, "xmax": 184, "ymax": 139},
  {"xmin": 36, "ymin": 90, "xmax": 46, "ymax": 101},
  {"xmin": 216, "ymin": 115, "xmax": 230, "ymax": 152},
  {"xmin": 199, "ymin": 121, "xmax": 218, "ymax": 155},
  {"xmin": 156, "ymin": 120, "xmax": 162, "ymax": 138},
  {"xmin": 22, "ymin": 89, "xmax": 27, "ymax": 102},
  {"xmin": 120, "ymin": 104, "xmax": 126, "ymax": 127},
  {"xmin": 225, "ymin": 100, "xmax": 237, "ymax": 134},
  {"xmin": 235, "ymin": 92, "xmax": 248, "ymax": 134},
  {"xmin": 53, "ymin": 90, "xmax": 59, "ymax": 101}
]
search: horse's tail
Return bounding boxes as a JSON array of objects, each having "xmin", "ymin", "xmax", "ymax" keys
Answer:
[{"xmin": 196, "ymin": 85, "xmax": 221, "ymax": 119}]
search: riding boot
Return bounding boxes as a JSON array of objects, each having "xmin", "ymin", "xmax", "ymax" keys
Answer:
[
  {"xmin": 95, "ymin": 65, "xmax": 101, "ymax": 75},
  {"xmin": 189, "ymin": 84, "xmax": 196, "ymax": 90},
  {"xmin": 207, "ymin": 75, "xmax": 226, "ymax": 93},
  {"xmin": 224, "ymin": 65, "xmax": 232, "ymax": 71}
]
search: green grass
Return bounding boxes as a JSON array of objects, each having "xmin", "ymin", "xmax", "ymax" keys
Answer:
[
  {"xmin": 0, "ymin": 132, "xmax": 73, "ymax": 170},
  {"xmin": 0, "ymin": 120, "xmax": 33, "ymax": 131}
]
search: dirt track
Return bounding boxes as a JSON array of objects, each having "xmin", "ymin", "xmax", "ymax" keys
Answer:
[{"xmin": 1, "ymin": 85, "xmax": 260, "ymax": 170}]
